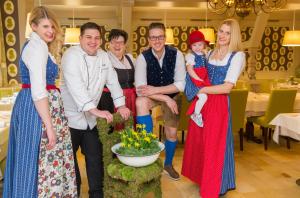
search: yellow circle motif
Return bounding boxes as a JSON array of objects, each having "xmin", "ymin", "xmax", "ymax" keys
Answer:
[
  {"xmin": 264, "ymin": 37, "xmax": 270, "ymax": 46},
  {"xmin": 241, "ymin": 32, "xmax": 246, "ymax": 41},
  {"xmin": 104, "ymin": 43, "xmax": 109, "ymax": 51},
  {"xmin": 133, "ymin": 32, "xmax": 137, "ymax": 41},
  {"xmin": 132, "ymin": 42, "xmax": 137, "ymax": 51},
  {"xmin": 140, "ymin": 37, "xmax": 146, "ymax": 46},
  {"xmin": 181, "ymin": 33, "xmax": 187, "ymax": 41},
  {"xmin": 271, "ymin": 62, "xmax": 277, "ymax": 70},
  {"xmin": 279, "ymin": 37, "xmax": 284, "ymax": 44},
  {"xmin": 279, "ymin": 47, "xmax": 286, "ymax": 55},
  {"xmin": 182, "ymin": 26, "xmax": 187, "ymax": 31},
  {"xmin": 181, "ymin": 42, "xmax": 187, "ymax": 52},
  {"xmin": 132, "ymin": 52, "xmax": 137, "ymax": 59},
  {"xmin": 263, "ymin": 57, "xmax": 270, "ymax": 65},
  {"xmin": 264, "ymin": 27, "xmax": 271, "ymax": 36},
  {"xmin": 4, "ymin": 0, "xmax": 14, "ymax": 15},
  {"xmin": 249, "ymin": 28, "xmax": 254, "ymax": 35},
  {"xmin": 256, "ymin": 62, "xmax": 262, "ymax": 70},
  {"xmin": 279, "ymin": 66, "xmax": 285, "ymax": 71},
  {"xmin": 5, "ymin": 16, "xmax": 15, "ymax": 30},
  {"xmin": 5, "ymin": 32, "xmax": 16, "ymax": 46},
  {"xmin": 272, "ymin": 42, "xmax": 278, "ymax": 51},
  {"xmin": 272, "ymin": 32, "xmax": 278, "ymax": 41},
  {"xmin": 139, "ymin": 27, "xmax": 146, "ymax": 36},
  {"xmin": 256, "ymin": 52, "xmax": 262, "ymax": 60},
  {"xmin": 6, "ymin": 48, "xmax": 17, "ymax": 62},
  {"xmin": 262, "ymin": 66, "xmax": 269, "ymax": 71},
  {"xmin": 258, "ymin": 44, "xmax": 262, "ymax": 50},
  {"xmin": 8, "ymin": 63, "xmax": 17, "ymax": 77},
  {"xmin": 174, "ymin": 37, "xmax": 179, "ymax": 46},
  {"xmin": 273, "ymin": 27, "xmax": 279, "ymax": 31},
  {"xmin": 287, "ymin": 52, "xmax": 293, "ymax": 60},
  {"xmin": 271, "ymin": 52, "xmax": 278, "ymax": 61},
  {"xmin": 9, "ymin": 79, "xmax": 18, "ymax": 86},
  {"xmin": 173, "ymin": 27, "xmax": 179, "ymax": 36},
  {"xmin": 189, "ymin": 27, "xmax": 196, "ymax": 33},
  {"xmin": 287, "ymin": 62, "xmax": 292, "ymax": 69},
  {"xmin": 62, "ymin": 46, "xmax": 67, "ymax": 54},
  {"xmin": 279, "ymin": 57, "xmax": 285, "ymax": 65},
  {"xmin": 104, "ymin": 32, "xmax": 109, "ymax": 41},
  {"xmin": 280, "ymin": 27, "xmax": 287, "ymax": 35},
  {"xmin": 263, "ymin": 47, "xmax": 270, "ymax": 55}
]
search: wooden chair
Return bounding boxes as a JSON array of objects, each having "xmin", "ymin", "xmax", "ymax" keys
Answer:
[
  {"xmin": 158, "ymin": 93, "xmax": 190, "ymax": 144},
  {"xmin": 229, "ymin": 89, "xmax": 249, "ymax": 151},
  {"xmin": 247, "ymin": 89, "xmax": 297, "ymax": 150}
]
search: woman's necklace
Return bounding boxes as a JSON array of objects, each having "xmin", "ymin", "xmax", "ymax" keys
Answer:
[
  {"xmin": 214, "ymin": 48, "xmax": 228, "ymax": 61},
  {"xmin": 119, "ymin": 56, "xmax": 124, "ymax": 63}
]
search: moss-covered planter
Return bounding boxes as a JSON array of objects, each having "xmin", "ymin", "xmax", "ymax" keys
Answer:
[{"xmin": 97, "ymin": 114, "xmax": 163, "ymax": 198}]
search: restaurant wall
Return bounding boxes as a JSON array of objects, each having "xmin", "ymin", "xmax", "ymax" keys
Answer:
[{"xmin": 10, "ymin": 6, "xmax": 300, "ymax": 84}]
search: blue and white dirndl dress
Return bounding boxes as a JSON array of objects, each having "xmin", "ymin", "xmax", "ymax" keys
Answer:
[{"xmin": 3, "ymin": 35, "xmax": 77, "ymax": 198}]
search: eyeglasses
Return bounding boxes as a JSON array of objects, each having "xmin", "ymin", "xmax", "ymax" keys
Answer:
[
  {"xmin": 148, "ymin": 35, "xmax": 165, "ymax": 41},
  {"xmin": 110, "ymin": 40, "xmax": 125, "ymax": 45}
]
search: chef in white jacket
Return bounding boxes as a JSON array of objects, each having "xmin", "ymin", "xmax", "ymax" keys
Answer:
[{"xmin": 60, "ymin": 22, "xmax": 130, "ymax": 198}]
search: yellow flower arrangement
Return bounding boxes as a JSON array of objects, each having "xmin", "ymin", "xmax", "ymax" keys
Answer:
[{"xmin": 116, "ymin": 124, "xmax": 161, "ymax": 156}]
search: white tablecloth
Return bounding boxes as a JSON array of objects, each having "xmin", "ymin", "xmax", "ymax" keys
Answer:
[
  {"xmin": 0, "ymin": 111, "xmax": 11, "ymax": 180},
  {"xmin": 246, "ymin": 92, "xmax": 300, "ymax": 117},
  {"xmin": 270, "ymin": 113, "xmax": 300, "ymax": 143}
]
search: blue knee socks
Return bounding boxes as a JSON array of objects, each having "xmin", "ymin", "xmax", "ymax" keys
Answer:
[
  {"xmin": 164, "ymin": 140, "xmax": 178, "ymax": 166},
  {"xmin": 136, "ymin": 114, "xmax": 153, "ymax": 133}
]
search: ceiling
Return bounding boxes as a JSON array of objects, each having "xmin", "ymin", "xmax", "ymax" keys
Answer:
[{"xmin": 32, "ymin": 0, "xmax": 300, "ymax": 26}]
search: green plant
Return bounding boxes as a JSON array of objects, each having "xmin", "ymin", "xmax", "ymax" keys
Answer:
[{"xmin": 116, "ymin": 124, "xmax": 161, "ymax": 156}]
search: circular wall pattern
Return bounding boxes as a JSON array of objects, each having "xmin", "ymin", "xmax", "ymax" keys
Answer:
[
  {"xmin": 4, "ymin": 16, "xmax": 15, "ymax": 31},
  {"xmin": 5, "ymin": 32, "xmax": 16, "ymax": 46},
  {"xmin": 6, "ymin": 48, "xmax": 17, "ymax": 62},
  {"xmin": 7, "ymin": 63, "xmax": 17, "ymax": 77},
  {"xmin": 3, "ymin": 0, "xmax": 14, "ymax": 15},
  {"xmin": 8, "ymin": 79, "xmax": 18, "ymax": 86},
  {"xmin": 242, "ymin": 26, "xmax": 293, "ymax": 71}
]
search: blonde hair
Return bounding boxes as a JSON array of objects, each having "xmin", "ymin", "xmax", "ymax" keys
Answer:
[
  {"xmin": 216, "ymin": 19, "xmax": 242, "ymax": 52},
  {"xmin": 29, "ymin": 6, "xmax": 63, "ymax": 63}
]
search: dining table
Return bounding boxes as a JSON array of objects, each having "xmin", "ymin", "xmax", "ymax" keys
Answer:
[
  {"xmin": 244, "ymin": 91, "xmax": 300, "ymax": 144},
  {"xmin": 0, "ymin": 111, "xmax": 11, "ymax": 180},
  {"xmin": 269, "ymin": 113, "xmax": 300, "ymax": 186}
]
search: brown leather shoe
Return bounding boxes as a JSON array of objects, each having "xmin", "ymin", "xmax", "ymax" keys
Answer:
[{"xmin": 164, "ymin": 165, "xmax": 180, "ymax": 180}]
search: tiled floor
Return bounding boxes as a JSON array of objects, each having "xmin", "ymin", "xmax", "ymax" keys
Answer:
[{"xmin": 78, "ymin": 128, "xmax": 300, "ymax": 198}]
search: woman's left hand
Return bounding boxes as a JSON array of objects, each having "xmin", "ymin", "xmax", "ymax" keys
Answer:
[{"xmin": 117, "ymin": 106, "xmax": 131, "ymax": 120}]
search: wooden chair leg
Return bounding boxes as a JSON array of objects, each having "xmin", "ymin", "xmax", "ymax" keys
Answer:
[
  {"xmin": 286, "ymin": 137, "xmax": 291, "ymax": 149},
  {"xmin": 262, "ymin": 127, "xmax": 268, "ymax": 150},
  {"xmin": 268, "ymin": 128, "xmax": 272, "ymax": 141},
  {"xmin": 159, "ymin": 125, "xmax": 163, "ymax": 141},
  {"xmin": 239, "ymin": 128, "xmax": 244, "ymax": 151},
  {"xmin": 181, "ymin": 130, "xmax": 185, "ymax": 144}
]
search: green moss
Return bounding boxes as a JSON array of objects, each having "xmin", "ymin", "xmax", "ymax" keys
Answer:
[{"xmin": 97, "ymin": 113, "xmax": 163, "ymax": 198}]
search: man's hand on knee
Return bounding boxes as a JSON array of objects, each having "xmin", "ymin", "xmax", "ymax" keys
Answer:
[{"xmin": 165, "ymin": 98, "xmax": 179, "ymax": 115}]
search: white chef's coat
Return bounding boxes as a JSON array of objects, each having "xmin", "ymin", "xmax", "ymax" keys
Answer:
[{"xmin": 60, "ymin": 45, "xmax": 125, "ymax": 130}]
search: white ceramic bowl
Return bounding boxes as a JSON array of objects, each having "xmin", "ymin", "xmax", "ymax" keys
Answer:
[{"xmin": 111, "ymin": 142, "xmax": 165, "ymax": 167}]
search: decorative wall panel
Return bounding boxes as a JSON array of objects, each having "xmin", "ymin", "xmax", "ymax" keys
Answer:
[
  {"xmin": 133, "ymin": 26, "xmax": 293, "ymax": 72},
  {"xmin": 0, "ymin": 0, "xmax": 20, "ymax": 85},
  {"xmin": 241, "ymin": 26, "xmax": 293, "ymax": 72}
]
